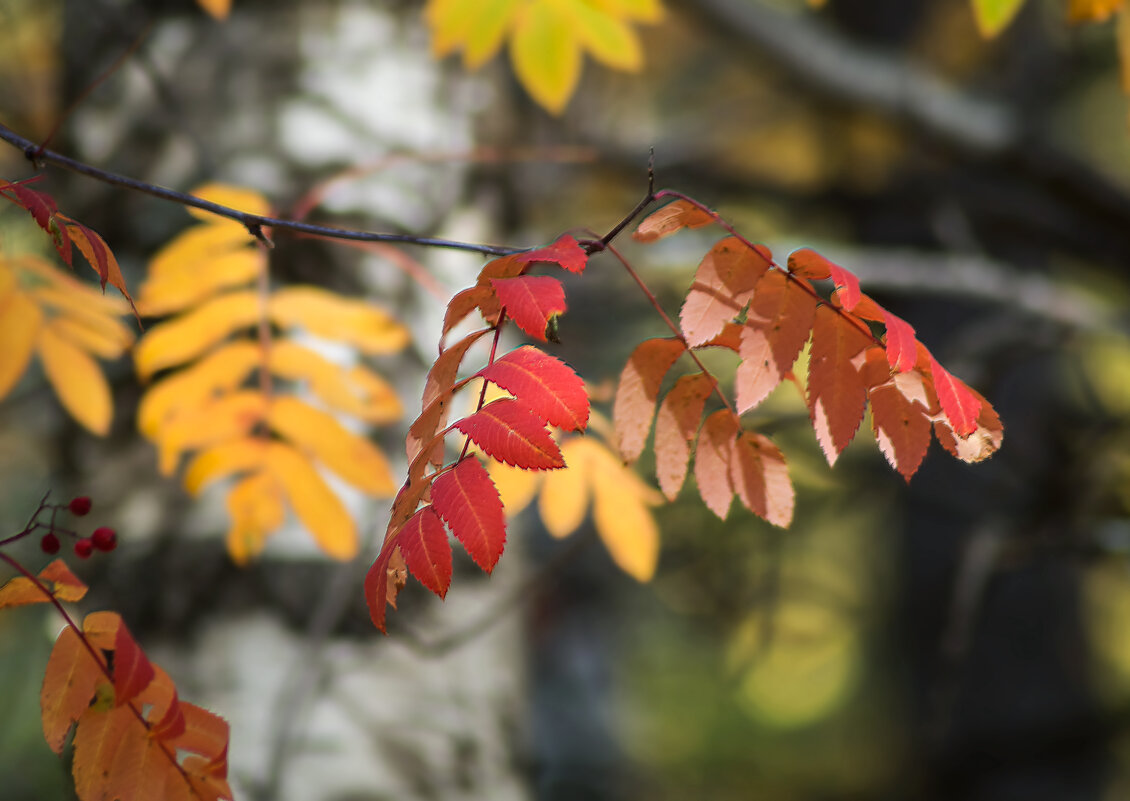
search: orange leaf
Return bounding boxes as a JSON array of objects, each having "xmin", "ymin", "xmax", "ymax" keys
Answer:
[
  {"xmin": 442, "ymin": 285, "xmax": 495, "ymax": 341},
  {"xmin": 431, "ymin": 456, "xmax": 507, "ymax": 572},
  {"xmin": 61, "ymin": 217, "xmax": 139, "ymax": 319},
  {"xmin": 476, "ymin": 345, "xmax": 589, "ymax": 431},
  {"xmin": 869, "ymin": 381, "xmax": 932, "ymax": 481},
  {"xmin": 397, "ymin": 507, "xmax": 452, "ymax": 598},
  {"xmin": 654, "ymin": 373, "xmax": 713, "ymax": 500},
  {"xmin": 694, "ymin": 410, "xmax": 738, "ymax": 518},
  {"xmin": 73, "ymin": 704, "xmax": 169, "ymax": 801},
  {"xmin": 455, "ymin": 398, "xmax": 564, "ymax": 469},
  {"xmin": 1068, "ymin": 0, "xmax": 1125, "ymax": 22},
  {"xmin": 633, "ymin": 198, "xmax": 716, "ymax": 242},
  {"xmin": 807, "ymin": 306, "xmax": 871, "ymax": 465},
  {"xmin": 933, "ymin": 385, "xmax": 1003, "ymax": 464},
  {"xmin": 680, "ymin": 237, "xmax": 769, "ymax": 347},
  {"xmin": 489, "ymin": 275, "xmax": 566, "ymax": 342},
  {"xmin": 0, "ymin": 559, "xmax": 87, "ymax": 608},
  {"xmin": 729, "ymin": 431, "xmax": 794, "ymax": 527},
  {"xmin": 735, "ymin": 270, "xmax": 817, "ymax": 413},
  {"xmin": 613, "ymin": 337, "xmax": 686, "ymax": 462},
  {"xmin": 41, "ymin": 625, "xmax": 106, "ymax": 753}
]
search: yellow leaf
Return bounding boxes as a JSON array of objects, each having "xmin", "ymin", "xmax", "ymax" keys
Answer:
[
  {"xmin": 38, "ymin": 323, "xmax": 112, "ymax": 435},
  {"xmin": 265, "ymin": 442, "xmax": 359, "ymax": 559},
  {"xmin": 30, "ymin": 286, "xmax": 133, "ymax": 347},
  {"xmin": 146, "ymin": 224, "xmax": 258, "ymax": 280},
  {"xmin": 183, "ymin": 437, "xmax": 268, "ymax": 495},
  {"xmin": 266, "ymin": 396, "xmax": 396, "ymax": 495},
  {"xmin": 186, "ymin": 183, "xmax": 271, "ymax": 220},
  {"xmin": 137, "ymin": 341, "xmax": 259, "ymax": 438},
  {"xmin": 225, "ymin": 471, "xmax": 284, "ymax": 565},
  {"xmin": 560, "ymin": 0, "xmax": 643, "ymax": 72},
  {"xmin": 138, "ymin": 249, "xmax": 263, "ymax": 316},
  {"xmin": 489, "ymin": 458, "xmax": 544, "ymax": 515},
  {"xmin": 16, "ymin": 256, "xmax": 129, "ymax": 317},
  {"xmin": 0, "ymin": 289, "xmax": 42, "ymax": 398},
  {"xmin": 426, "ymin": 0, "xmax": 474, "ymax": 57},
  {"xmin": 134, "ymin": 290, "xmax": 260, "ymax": 379},
  {"xmin": 153, "ymin": 390, "xmax": 267, "ymax": 475},
  {"xmin": 591, "ymin": 461, "xmax": 660, "ymax": 582},
  {"xmin": 539, "ymin": 437, "xmax": 592, "ymax": 538},
  {"xmin": 195, "ymin": 0, "xmax": 232, "ymax": 20},
  {"xmin": 270, "ymin": 287, "xmax": 410, "ymax": 355},
  {"xmin": 269, "ymin": 341, "xmax": 403, "ymax": 423},
  {"xmin": 970, "ymin": 0, "xmax": 1027, "ymax": 37},
  {"xmin": 509, "ymin": 0, "xmax": 583, "ymax": 114},
  {"xmin": 45, "ymin": 316, "xmax": 131, "ymax": 359}
]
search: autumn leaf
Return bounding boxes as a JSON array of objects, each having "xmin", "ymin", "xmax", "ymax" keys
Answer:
[
  {"xmin": 456, "ymin": 398, "xmax": 565, "ymax": 469},
  {"xmin": 0, "ymin": 256, "xmax": 133, "ymax": 435},
  {"xmin": 477, "ymin": 346, "xmax": 589, "ymax": 431},
  {"xmin": 136, "ymin": 184, "xmax": 406, "ymax": 562},
  {"xmin": 1068, "ymin": 0, "xmax": 1125, "ymax": 23},
  {"xmin": 0, "ymin": 559, "xmax": 88, "ymax": 609},
  {"xmin": 397, "ymin": 507, "xmax": 453, "ymax": 599},
  {"xmin": 680, "ymin": 237, "xmax": 770, "ymax": 347},
  {"xmin": 807, "ymin": 306, "xmax": 871, "ymax": 465},
  {"xmin": 614, "ymin": 337, "xmax": 687, "ymax": 462},
  {"xmin": 425, "ymin": 0, "xmax": 664, "ymax": 113},
  {"xmin": 196, "ymin": 0, "xmax": 232, "ymax": 19},
  {"xmin": 489, "ymin": 275, "xmax": 567, "ymax": 342},
  {"xmin": 654, "ymin": 373, "xmax": 714, "ymax": 500},
  {"xmin": 432, "ymin": 456, "xmax": 507, "ymax": 572},
  {"xmin": 633, "ymin": 198, "xmax": 716, "ymax": 243}
]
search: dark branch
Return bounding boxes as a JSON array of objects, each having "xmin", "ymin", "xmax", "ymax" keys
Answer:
[{"xmin": 0, "ymin": 123, "xmax": 521, "ymax": 258}]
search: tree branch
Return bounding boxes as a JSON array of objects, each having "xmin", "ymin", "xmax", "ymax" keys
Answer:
[{"xmin": 0, "ymin": 122, "xmax": 521, "ymax": 258}]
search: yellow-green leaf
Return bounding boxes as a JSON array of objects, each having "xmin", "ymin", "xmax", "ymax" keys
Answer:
[
  {"xmin": 510, "ymin": 0, "xmax": 583, "ymax": 114},
  {"xmin": 465, "ymin": 0, "xmax": 521, "ymax": 67},
  {"xmin": 38, "ymin": 324, "xmax": 112, "ymax": 436},
  {"xmin": 971, "ymin": 0, "xmax": 1027, "ymax": 36},
  {"xmin": 265, "ymin": 442, "xmax": 358, "ymax": 560},
  {"xmin": 562, "ymin": 0, "xmax": 643, "ymax": 71}
]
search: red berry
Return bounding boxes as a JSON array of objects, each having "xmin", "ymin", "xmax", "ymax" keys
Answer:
[
  {"xmin": 40, "ymin": 532, "xmax": 60, "ymax": 554},
  {"xmin": 91, "ymin": 526, "xmax": 117, "ymax": 552},
  {"xmin": 74, "ymin": 538, "xmax": 94, "ymax": 559},
  {"xmin": 68, "ymin": 496, "xmax": 93, "ymax": 516}
]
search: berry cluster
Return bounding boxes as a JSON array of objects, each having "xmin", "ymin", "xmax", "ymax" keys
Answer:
[{"xmin": 35, "ymin": 496, "xmax": 117, "ymax": 559}]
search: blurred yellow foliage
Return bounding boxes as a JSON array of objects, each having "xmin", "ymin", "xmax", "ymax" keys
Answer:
[
  {"xmin": 491, "ymin": 429, "xmax": 663, "ymax": 580},
  {"xmin": 425, "ymin": 0, "xmax": 664, "ymax": 114},
  {"xmin": 0, "ymin": 255, "xmax": 133, "ymax": 435},
  {"xmin": 135, "ymin": 185, "xmax": 406, "ymax": 562}
]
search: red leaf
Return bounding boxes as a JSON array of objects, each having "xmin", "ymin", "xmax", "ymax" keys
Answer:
[
  {"xmin": 455, "ymin": 398, "xmax": 564, "ymax": 469},
  {"xmin": 364, "ymin": 546, "xmax": 408, "ymax": 633},
  {"xmin": 490, "ymin": 275, "xmax": 566, "ymax": 342},
  {"xmin": 0, "ymin": 178, "xmax": 57, "ymax": 231},
  {"xmin": 694, "ymin": 410, "xmax": 738, "ymax": 518},
  {"xmin": 111, "ymin": 623, "xmax": 155, "ymax": 707},
  {"xmin": 654, "ymin": 373, "xmax": 714, "ymax": 500},
  {"xmin": 729, "ymin": 431, "xmax": 794, "ymax": 527},
  {"xmin": 516, "ymin": 234, "xmax": 588, "ymax": 274},
  {"xmin": 807, "ymin": 306, "xmax": 871, "ymax": 465},
  {"xmin": 633, "ymin": 198, "xmax": 716, "ymax": 242},
  {"xmin": 735, "ymin": 270, "xmax": 817, "ymax": 413},
  {"xmin": 870, "ymin": 381, "xmax": 932, "ymax": 481},
  {"xmin": 680, "ymin": 237, "xmax": 770, "ymax": 347},
  {"xmin": 613, "ymin": 337, "xmax": 687, "ymax": 462},
  {"xmin": 883, "ymin": 310, "xmax": 917, "ymax": 373},
  {"xmin": 477, "ymin": 345, "xmax": 589, "ymax": 431},
  {"xmin": 397, "ymin": 507, "xmax": 453, "ymax": 598},
  {"xmin": 432, "ymin": 457, "xmax": 507, "ymax": 573},
  {"xmin": 933, "ymin": 385, "xmax": 1002, "ymax": 463},
  {"xmin": 929, "ymin": 353, "xmax": 982, "ymax": 438}
]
